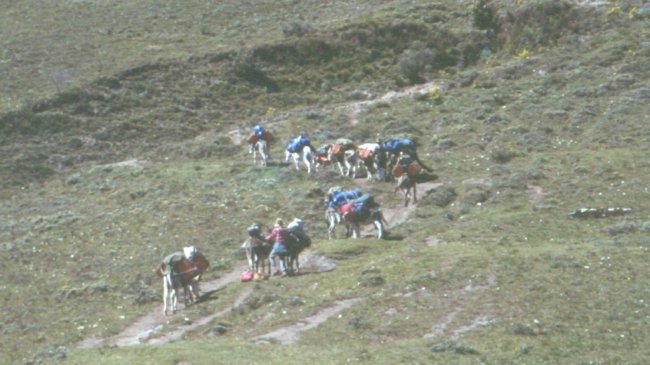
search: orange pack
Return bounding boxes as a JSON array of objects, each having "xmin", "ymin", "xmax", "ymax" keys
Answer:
[
  {"xmin": 407, "ymin": 163, "xmax": 421, "ymax": 177},
  {"xmin": 393, "ymin": 163, "xmax": 421, "ymax": 178},
  {"xmin": 331, "ymin": 144, "xmax": 343, "ymax": 156},
  {"xmin": 358, "ymin": 149, "xmax": 373, "ymax": 160},
  {"xmin": 392, "ymin": 164, "xmax": 404, "ymax": 177}
]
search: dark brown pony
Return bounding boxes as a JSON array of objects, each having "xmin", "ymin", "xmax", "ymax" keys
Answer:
[
  {"xmin": 156, "ymin": 248, "xmax": 210, "ymax": 316},
  {"xmin": 341, "ymin": 202, "xmax": 387, "ymax": 240},
  {"xmin": 393, "ymin": 161, "xmax": 421, "ymax": 207}
]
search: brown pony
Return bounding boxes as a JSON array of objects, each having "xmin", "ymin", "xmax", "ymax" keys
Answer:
[
  {"xmin": 155, "ymin": 247, "xmax": 210, "ymax": 316},
  {"xmin": 340, "ymin": 202, "xmax": 387, "ymax": 240},
  {"xmin": 393, "ymin": 161, "xmax": 421, "ymax": 207},
  {"xmin": 329, "ymin": 139, "xmax": 357, "ymax": 177}
]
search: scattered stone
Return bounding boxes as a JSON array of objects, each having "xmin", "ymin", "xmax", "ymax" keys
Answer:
[
  {"xmin": 25, "ymin": 345, "xmax": 67, "ymax": 365},
  {"xmin": 569, "ymin": 207, "xmax": 632, "ymax": 219},
  {"xmin": 66, "ymin": 174, "xmax": 81, "ymax": 185},
  {"xmin": 431, "ymin": 340, "xmax": 479, "ymax": 355},
  {"xmin": 421, "ymin": 185, "xmax": 457, "ymax": 207},
  {"xmin": 208, "ymin": 322, "xmax": 231, "ymax": 336}
]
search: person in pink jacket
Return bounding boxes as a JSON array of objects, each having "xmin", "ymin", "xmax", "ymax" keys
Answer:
[{"xmin": 265, "ymin": 218, "xmax": 290, "ymax": 276}]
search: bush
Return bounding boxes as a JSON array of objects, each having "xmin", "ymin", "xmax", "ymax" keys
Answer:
[
  {"xmin": 472, "ymin": 0, "xmax": 500, "ymax": 34},
  {"xmin": 398, "ymin": 48, "xmax": 435, "ymax": 83}
]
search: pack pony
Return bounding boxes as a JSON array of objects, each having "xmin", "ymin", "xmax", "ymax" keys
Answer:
[
  {"xmin": 250, "ymin": 139, "xmax": 269, "ymax": 167},
  {"xmin": 356, "ymin": 143, "xmax": 382, "ymax": 181},
  {"xmin": 380, "ymin": 138, "xmax": 432, "ymax": 179},
  {"xmin": 340, "ymin": 195, "xmax": 387, "ymax": 239},
  {"xmin": 155, "ymin": 246, "xmax": 210, "ymax": 316},
  {"xmin": 285, "ymin": 218, "xmax": 311, "ymax": 275},
  {"xmin": 328, "ymin": 139, "xmax": 358, "ymax": 177},
  {"xmin": 393, "ymin": 154, "xmax": 422, "ymax": 207},
  {"xmin": 395, "ymin": 174, "xmax": 417, "ymax": 207},
  {"xmin": 241, "ymin": 235, "xmax": 272, "ymax": 278},
  {"xmin": 286, "ymin": 136, "xmax": 315, "ymax": 174}
]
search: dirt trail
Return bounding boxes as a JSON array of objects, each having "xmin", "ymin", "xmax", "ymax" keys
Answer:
[
  {"xmin": 252, "ymin": 298, "xmax": 365, "ymax": 345},
  {"xmin": 76, "ymin": 185, "xmax": 430, "ymax": 350},
  {"xmin": 77, "ymin": 253, "xmax": 338, "ymax": 349},
  {"xmin": 354, "ymin": 178, "xmax": 444, "ymax": 237},
  {"xmin": 77, "ymin": 266, "xmax": 249, "ymax": 349}
]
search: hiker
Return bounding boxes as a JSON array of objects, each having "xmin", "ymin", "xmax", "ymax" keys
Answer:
[{"xmin": 265, "ymin": 218, "xmax": 291, "ymax": 276}]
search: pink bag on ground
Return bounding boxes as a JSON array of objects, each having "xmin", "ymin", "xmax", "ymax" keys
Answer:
[{"xmin": 241, "ymin": 271, "xmax": 254, "ymax": 282}]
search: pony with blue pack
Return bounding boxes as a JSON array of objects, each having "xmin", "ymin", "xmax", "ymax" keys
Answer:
[
  {"xmin": 285, "ymin": 135, "xmax": 315, "ymax": 174},
  {"xmin": 325, "ymin": 188, "xmax": 363, "ymax": 239},
  {"xmin": 248, "ymin": 124, "xmax": 273, "ymax": 167},
  {"xmin": 379, "ymin": 137, "xmax": 432, "ymax": 179},
  {"xmin": 339, "ymin": 194, "xmax": 387, "ymax": 239}
]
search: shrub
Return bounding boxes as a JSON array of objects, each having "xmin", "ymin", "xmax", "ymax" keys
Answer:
[
  {"xmin": 398, "ymin": 47, "xmax": 435, "ymax": 83},
  {"xmin": 472, "ymin": 0, "xmax": 500, "ymax": 35}
]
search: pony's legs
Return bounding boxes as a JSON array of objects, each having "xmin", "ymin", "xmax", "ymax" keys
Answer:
[
  {"xmin": 353, "ymin": 224, "xmax": 361, "ymax": 239},
  {"xmin": 163, "ymin": 277, "xmax": 169, "ymax": 316},
  {"xmin": 303, "ymin": 152, "xmax": 312, "ymax": 174},
  {"xmin": 374, "ymin": 220, "xmax": 384, "ymax": 239},
  {"xmin": 413, "ymin": 183, "xmax": 417, "ymax": 203}
]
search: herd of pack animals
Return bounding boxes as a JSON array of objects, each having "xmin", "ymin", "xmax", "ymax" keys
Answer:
[{"xmin": 156, "ymin": 124, "xmax": 434, "ymax": 316}]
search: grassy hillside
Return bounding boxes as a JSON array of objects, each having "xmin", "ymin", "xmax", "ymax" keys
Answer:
[
  {"xmin": 0, "ymin": 0, "xmax": 388, "ymax": 112},
  {"xmin": 1, "ymin": 0, "xmax": 649, "ymax": 364}
]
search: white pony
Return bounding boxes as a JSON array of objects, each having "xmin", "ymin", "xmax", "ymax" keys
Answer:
[
  {"xmin": 249, "ymin": 139, "xmax": 269, "ymax": 167},
  {"xmin": 286, "ymin": 145, "xmax": 315, "ymax": 174},
  {"xmin": 325, "ymin": 206, "xmax": 343, "ymax": 240},
  {"xmin": 342, "ymin": 149, "xmax": 358, "ymax": 178}
]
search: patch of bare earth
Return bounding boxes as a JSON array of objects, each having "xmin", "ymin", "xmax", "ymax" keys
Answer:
[
  {"xmin": 252, "ymin": 298, "xmax": 365, "ymax": 345},
  {"xmin": 358, "ymin": 181, "xmax": 444, "ymax": 237},
  {"xmin": 423, "ymin": 272, "xmax": 498, "ymax": 339},
  {"xmin": 527, "ymin": 185, "xmax": 548, "ymax": 205},
  {"xmin": 339, "ymin": 81, "xmax": 450, "ymax": 126}
]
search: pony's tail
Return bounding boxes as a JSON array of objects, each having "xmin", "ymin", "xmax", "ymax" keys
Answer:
[{"xmin": 413, "ymin": 153, "xmax": 433, "ymax": 172}]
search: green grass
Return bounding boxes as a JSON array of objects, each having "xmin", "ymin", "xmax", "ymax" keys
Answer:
[
  {"xmin": 0, "ymin": 0, "xmax": 417, "ymax": 113},
  {"xmin": 63, "ymin": 240, "xmax": 650, "ymax": 364},
  {"xmin": 1, "ymin": 0, "xmax": 650, "ymax": 364}
]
